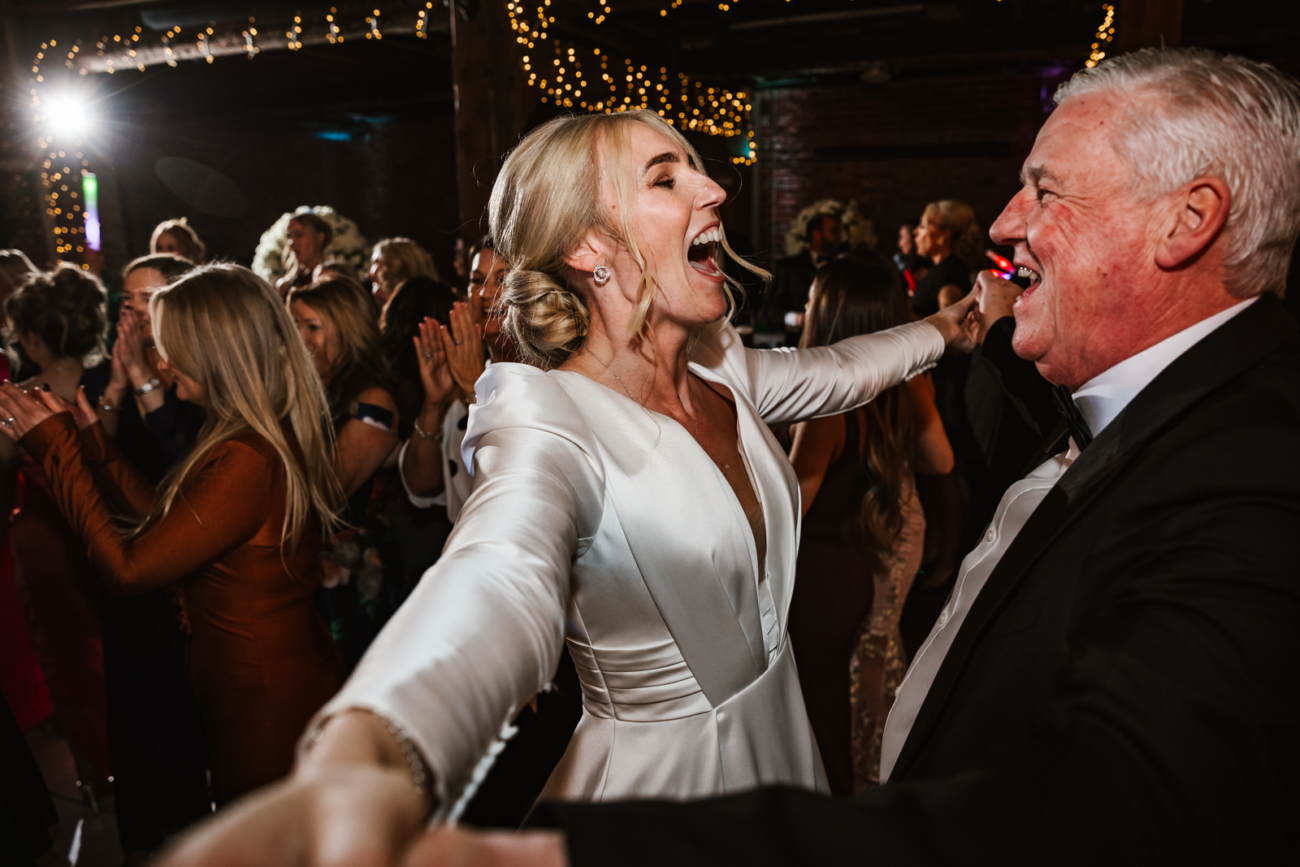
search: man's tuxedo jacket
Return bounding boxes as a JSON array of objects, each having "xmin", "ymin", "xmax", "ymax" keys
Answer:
[{"xmin": 540, "ymin": 294, "xmax": 1300, "ymax": 865}]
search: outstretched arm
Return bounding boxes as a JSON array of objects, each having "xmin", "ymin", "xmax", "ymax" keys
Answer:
[{"xmin": 745, "ymin": 292, "xmax": 977, "ymax": 425}]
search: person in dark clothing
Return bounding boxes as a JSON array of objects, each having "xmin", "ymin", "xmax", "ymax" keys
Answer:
[{"xmin": 909, "ymin": 200, "xmax": 980, "ymax": 318}]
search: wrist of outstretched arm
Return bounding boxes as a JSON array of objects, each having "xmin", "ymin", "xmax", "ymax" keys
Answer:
[{"xmin": 298, "ymin": 709, "xmax": 439, "ymax": 822}]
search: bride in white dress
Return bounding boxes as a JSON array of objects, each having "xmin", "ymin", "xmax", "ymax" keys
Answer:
[{"xmin": 162, "ymin": 109, "xmax": 976, "ymax": 866}]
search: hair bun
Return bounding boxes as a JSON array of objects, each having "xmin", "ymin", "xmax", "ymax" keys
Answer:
[
  {"xmin": 503, "ymin": 269, "xmax": 590, "ymax": 370},
  {"xmin": 3, "ymin": 265, "xmax": 106, "ymax": 364}
]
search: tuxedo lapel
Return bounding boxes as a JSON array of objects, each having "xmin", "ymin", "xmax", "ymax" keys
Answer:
[{"xmin": 890, "ymin": 295, "xmax": 1297, "ymax": 780}]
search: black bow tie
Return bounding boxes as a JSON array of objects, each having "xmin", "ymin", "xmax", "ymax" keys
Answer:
[{"xmin": 1052, "ymin": 384, "xmax": 1093, "ymax": 450}]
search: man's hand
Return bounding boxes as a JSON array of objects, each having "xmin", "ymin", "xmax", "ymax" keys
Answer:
[{"xmin": 972, "ymin": 270, "xmax": 1023, "ymax": 346}]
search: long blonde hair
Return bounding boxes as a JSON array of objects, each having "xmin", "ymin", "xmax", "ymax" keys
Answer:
[
  {"xmin": 489, "ymin": 109, "xmax": 766, "ymax": 369},
  {"xmin": 147, "ymin": 264, "xmax": 342, "ymax": 552}
]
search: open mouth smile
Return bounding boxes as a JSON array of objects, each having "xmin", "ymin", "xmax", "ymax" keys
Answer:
[{"xmin": 688, "ymin": 225, "xmax": 725, "ymax": 282}]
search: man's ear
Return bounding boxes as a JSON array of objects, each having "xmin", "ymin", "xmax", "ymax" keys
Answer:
[
  {"xmin": 1156, "ymin": 176, "xmax": 1231, "ymax": 270},
  {"xmin": 564, "ymin": 231, "xmax": 611, "ymax": 276}
]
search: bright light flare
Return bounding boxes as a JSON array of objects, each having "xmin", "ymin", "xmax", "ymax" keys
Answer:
[{"xmin": 40, "ymin": 92, "xmax": 95, "ymax": 140}]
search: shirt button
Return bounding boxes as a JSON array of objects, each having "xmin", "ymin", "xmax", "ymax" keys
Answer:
[
  {"xmin": 984, "ymin": 526, "xmax": 997, "ymax": 544},
  {"xmin": 937, "ymin": 608, "xmax": 950, "ymax": 628}
]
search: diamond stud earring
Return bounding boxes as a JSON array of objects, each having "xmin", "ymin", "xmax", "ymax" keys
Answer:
[{"xmin": 593, "ymin": 265, "xmax": 611, "ymax": 286}]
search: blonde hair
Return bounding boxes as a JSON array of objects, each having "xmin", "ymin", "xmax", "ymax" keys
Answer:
[
  {"xmin": 923, "ymin": 200, "xmax": 983, "ymax": 271},
  {"xmin": 489, "ymin": 109, "xmax": 765, "ymax": 369},
  {"xmin": 150, "ymin": 218, "xmax": 206, "ymax": 264},
  {"xmin": 374, "ymin": 238, "xmax": 440, "ymax": 293},
  {"xmin": 148, "ymin": 264, "xmax": 342, "ymax": 553}
]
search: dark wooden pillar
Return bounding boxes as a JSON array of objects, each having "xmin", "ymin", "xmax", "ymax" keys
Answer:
[
  {"xmin": 1117, "ymin": 0, "xmax": 1184, "ymax": 53},
  {"xmin": 450, "ymin": 0, "xmax": 539, "ymax": 242}
]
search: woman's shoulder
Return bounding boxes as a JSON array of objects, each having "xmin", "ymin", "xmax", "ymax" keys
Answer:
[
  {"xmin": 472, "ymin": 362, "xmax": 585, "ymax": 433},
  {"xmin": 464, "ymin": 362, "xmax": 601, "ymax": 465}
]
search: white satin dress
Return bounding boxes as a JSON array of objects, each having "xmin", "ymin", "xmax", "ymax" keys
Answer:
[{"xmin": 308, "ymin": 319, "xmax": 944, "ymax": 820}]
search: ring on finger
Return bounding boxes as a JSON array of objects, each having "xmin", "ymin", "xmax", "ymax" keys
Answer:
[{"xmin": 1, "ymin": 417, "xmax": 13, "ymax": 427}]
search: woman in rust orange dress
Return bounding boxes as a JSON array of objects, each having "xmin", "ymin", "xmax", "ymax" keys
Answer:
[{"xmin": 0, "ymin": 264, "xmax": 345, "ymax": 804}]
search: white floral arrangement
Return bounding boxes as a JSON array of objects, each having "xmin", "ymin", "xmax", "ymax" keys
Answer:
[
  {"xmin": 252, "ymin": 205, "xmax": 371, "ymax": 283},
  {"xmin": 784, "ymin": 198, "xmax": 877, "ymax": 256}
]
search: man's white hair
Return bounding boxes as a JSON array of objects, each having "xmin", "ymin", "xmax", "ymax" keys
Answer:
[{"xmin": 1056, "ymin": 47, "xmax": 1300, "ymax": 299}]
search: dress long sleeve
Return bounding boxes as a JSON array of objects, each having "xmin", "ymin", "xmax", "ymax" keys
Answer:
[
  {"xmin": 77, "ymin": 418, "xmax": 157, "ymax": 518},
  {"xmin": 306, "ymin": 365, "xmax": 605, "ymax": 819},
  {"xmin": 22, "ymin": 414, "xmax": 278, "ymax": 595},
  {"xmin": 694, "ymin": 320, "xmax": 947, "ymax": 426}
]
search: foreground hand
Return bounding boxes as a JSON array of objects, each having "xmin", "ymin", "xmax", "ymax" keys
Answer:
[
  {"xmin": 0, "ymin": 382, "xmax": 67, "ymax": 441},
  {"xmin": 923, "ymin": 286, "xmax": 980, "ymax": 354},
  {"xmin": 403, "ymin": 828, "xmax": 568, "ymax": 867},
  {"xmin": 157, "ymin": 764, "xmax": 428, "ymax": 867},
  {"xmin": 972, "ymin": 269, "xmax": 1023, "ymax": 345}
]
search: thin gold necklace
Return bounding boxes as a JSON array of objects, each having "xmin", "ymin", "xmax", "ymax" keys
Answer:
[{"xmin": 586, "ymin": 347, "xmax": 700, "ymax": 441}]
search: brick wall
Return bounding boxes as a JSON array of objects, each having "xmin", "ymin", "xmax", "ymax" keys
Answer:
[{"xmin": 755, "ymin": 67, "xmax": 1072, "ymax": 267}]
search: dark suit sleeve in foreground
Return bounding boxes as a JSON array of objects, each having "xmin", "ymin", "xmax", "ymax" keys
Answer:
[{"xmin": 537, "ymin": 356, "xmax": 1300, "ymax": 866}]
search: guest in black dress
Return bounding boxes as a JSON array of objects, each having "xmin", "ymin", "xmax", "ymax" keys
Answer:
[{"xmin": 909, "ymin": 200, "xmax": 981, "ymax": 318}]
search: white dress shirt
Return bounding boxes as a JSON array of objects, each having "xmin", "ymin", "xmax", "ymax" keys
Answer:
[{"xmin": 878, "ymin": 296, "xmax": 1257, "ymax": 781}]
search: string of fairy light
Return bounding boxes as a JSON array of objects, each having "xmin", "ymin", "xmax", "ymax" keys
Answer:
[
  {"xmin": 504, "ymin": 1, "xmax": 757, "ymax": 163},
  {"xmin": 1086, "ymin": 4, "xmax": 1116, "ymax": 69},
  {"xmin": 27, "ymin": 2, "xmax": 1117, "ymax": 262}
]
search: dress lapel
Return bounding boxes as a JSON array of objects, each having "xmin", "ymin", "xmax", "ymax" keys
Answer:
[
  {"xmin": 890, "ymin": 295, "xmax": 1297, "ymax": 780},
  {"xmin": 555, "ymin": 373, "xmax": 768, "ymax": 706}
]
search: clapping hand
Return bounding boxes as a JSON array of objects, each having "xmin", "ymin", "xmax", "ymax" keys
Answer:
[
  {"xmin": 414, "ymin": 317, "xmax": 456, "ymax": 408},
  {"xmin": 116, "ymin": 306, "xmax": 151, "ymax": 385},
  {"xmin": 0, "ymin": 381, "xmax": 98, "ymax": 441},
  {"xmin": 442, "ymin": 301, "xmax": 487, "ymax": 402}
]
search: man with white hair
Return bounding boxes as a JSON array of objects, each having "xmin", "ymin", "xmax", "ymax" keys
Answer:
[{"xmin": 386, "ymin": 46, "xmax": 1300, "ymax": 867}]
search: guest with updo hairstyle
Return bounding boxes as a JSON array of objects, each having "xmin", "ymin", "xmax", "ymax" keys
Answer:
[
  {"xmin": 0, "ymin": 265, "xmax": 112, "ymax": 800},
  {"xmin": 369, "ymin": 238, "xmax": 440, "ymax": 308},
  {"xmin": 150, "ymin": 218, "xmax": 206, "ymax": 264},
  {"xmin": 909, "ymin": 199, "xmax": 982, "ymax": 318},
  {"xmin": 158, "ymin": 108, "xmax": 977, "ymax": 860},
  {"xmin": 276, "ymin": 212, "xmax": 333, "ymax": 298},
  {"xmin": 788, "ymin": 252, "xmax": 954, "ymax": 795},
  {"xmin": 288, "ymin": 275, "xmax": 403, "ymax": 669},
  {"xmin": 0, "ymin": 263, "xmax": 345, "ymax": 806}
]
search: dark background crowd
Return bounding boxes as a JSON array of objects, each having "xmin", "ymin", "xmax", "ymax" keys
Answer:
[{"xmin": 2, "ymin": 1, "xmax": 1299, "ymax": 865}]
